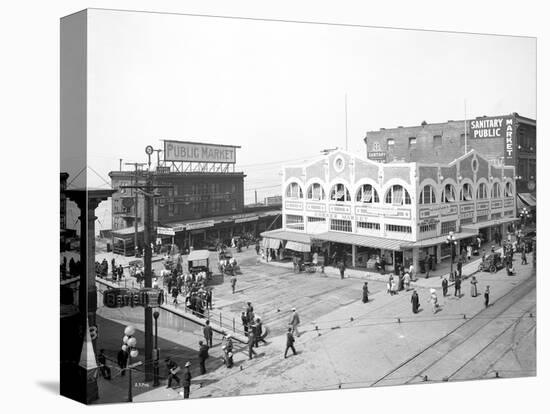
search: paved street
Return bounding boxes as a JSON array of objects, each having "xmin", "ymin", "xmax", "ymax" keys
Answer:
[{"xmin": 90, "ymin": 247, "xmax": 537, "ymax": 402}]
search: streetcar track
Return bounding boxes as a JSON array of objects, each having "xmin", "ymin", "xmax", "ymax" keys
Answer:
[{"xmin": 369, "ymin": 274, "xmax": 535, "ymax": 387}]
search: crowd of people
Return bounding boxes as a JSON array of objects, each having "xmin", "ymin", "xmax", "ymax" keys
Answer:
[{"xmin": 60, "ymin": 256, "xmax": 82, "ymax": 280}]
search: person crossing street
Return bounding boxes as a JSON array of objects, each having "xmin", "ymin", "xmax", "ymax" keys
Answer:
[
  {"xmin": 284, "ymin": 327, "xmax": 297, "ymax": 358},
  {"xmin": 289, "ymin": 307, "xmax": 301, "ymax": 337}
]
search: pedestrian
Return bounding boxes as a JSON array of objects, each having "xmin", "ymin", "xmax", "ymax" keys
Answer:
[
  {"xmin": 387, "ymin": 274, "xmax": 393, "ymax": 294},
  {"xmin": 246, "ymin": 302, "xmax": 255, "ymax": 323},
  {"xmin": 454, "ymin": 276, "xmax": 462, "ymax": 297},
  {"xmin": 182, "ymin": 362, "xmax": 192, "ymax": 398},
  {"xmin": 426, "ymin": 254, "xmax": 432, "ymax": 279},
  {"xmin": 391, "ymin": 278, "xmax": 398, "ymax": 295},
  {"xmin": 241, "ymin": 311, "xmax": 249, "ymax": 334},
  {"xmin": 428, "ymin": 288, "xmax": 439, "ymax": 314},
  {"xmin": 457, "ymin": 258, "xmax": 463, "ymax": 278},
  {"xmin": 117, "ymin": 348, "xmax": 128, "ymax": 376},
  {"xmin": 411, "ymin": 289, "xmax": 420, "ymax": 314},
  {"xmin": 255, "ymin": 317, "xmax": 267, "ymax": 345},
  {"xmin": 198, "ymin": 340, "xmax": 209, "ymax": 375},
  {"xmin": 398, "ymin": 273, "xmax": 404, "ymax": 291},
  {"xmin": 467, "ymin": 244, "xmax": 472, "ymax": 261},
  {"xmin": 171, "ymin": 286, "xmax": 179, "ymax": 305},
  {"xmin": 338, "ymin": 260, "xmax": 346, "ymax": 279},
  {"xmin": 97, "ymin": 349, "xmax": 111, "ymax": 380},
  {"xmin": 203, "ymin": 320, "xmax": 213, "ymax": 347},
  {"xmin": 255, "ymin": 240, "xmax": 260, "ymax": 255},
  {"xmin": 206, "ymin": 288, "xmax": 213, "ymax": 310},
  {"xmin": 289, "ymin": 307, "xmax": 301, "ymax": 337},
  {"xmin": 284, "ymin": 327, "xmax": 297, "ymax": 358},
  {"xmin": 165, "ymin": 357, "xmax": 181, "ymax": 388},
  {"xmin": 362, "ymin": 282, "xmax": 370, "ymax": 303},
  {"xmin": 111, "ymin": 258, "xmax": 116, "ymax": 276},
  {"xmin": 484, "ymin": 286, "xmax": 490, "ymax": 308},
  {"xmin": 404, "ymin": 272, "xmax": 411, "ymax": 291},
  {"xmin": 408, "ymin": 263, "xmax": 415, "ymax": 281},
  {"xmin": 247, "ymin": 330, "xmax": 257, "ymax": 360},
  {"xmin": 469, "ymin": 275, "xmax": 478, "ymax": 297},
  {"xmin": 230, "ymin": 275, "xmax": 237, "ymax": 294},
  {"xmin": 521, "ymin": 249, "xmax": 528, "ymax": 265},
  {"xmin": 441, "ymin": 276, "xmax": 448, "ymax": 297}
]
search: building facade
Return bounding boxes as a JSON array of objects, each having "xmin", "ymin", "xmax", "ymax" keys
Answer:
[
  {"xmin": 261, "ymin": 149, "xmax": 516, "ymax": 273},
  {"xmin": 364, "ymin": 113, "xmax": 536, "ymax": 199}
]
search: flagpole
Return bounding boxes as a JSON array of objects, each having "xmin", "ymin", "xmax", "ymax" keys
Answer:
[
  {"xmin": 464, "ymin": 99, "xmax": 468, "ymax": 154},
  {"xmin": 345, "ymin": 93, "xmax": 348, "ymax": 151}
]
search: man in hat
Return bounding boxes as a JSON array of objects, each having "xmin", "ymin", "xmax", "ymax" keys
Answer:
[
  {"xmin": 284, "ymin": 327, "xmax": 297, "ymax": 358},
  {"xmin": 182, "ymin": 362, "xmax": 192, "ymax": 398},
  {"xmin": 203, "ymin": 320, "xmax": 213, "ymax": 347},
  {"xmin": 198, "ymin": 341, "xmax": 209, "ymax": 375},
  {"xmin": 338, "ymin": 260, "xmax": 346, "ymax": 279},
  {"xmin": 362, "ymin": 282, "xmax": 370, "ymax": 303},
  {"xmin": 254, "ymin": 317, "xmax": 267, "ymax": 346},
  {"xmin": 165, "ymin": 357, "xmax": 180, "ymax": 389},
  {"xmin": 454, "ymin": 275, "xmax": 462, "ymax": 297},
  {"xmin": 241, "ymin": 311, "xmax": 249, "ymax": 334},
  {"xmin": 441, "ymin": 276, "xmax": 449, "ymax": 297},
  {"xmin": 247, "ymin": 330, "xmax": 257, "ymax": 360},
  {"xmin": 484, "ymin": 285, "xmax": 490, "ymax": 308},
  {"xmin": 289, "ymin": 307, "xmax": 301, "ymax": 337}
]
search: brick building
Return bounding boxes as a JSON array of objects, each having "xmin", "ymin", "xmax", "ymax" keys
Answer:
[
  {"xmin": 109, "ymin": 141, "xmax": 280, "ymax": 255},
  {"xmin": 261, "ymin": 149, "xmax": 516, "ymax": 274},
  {"xmin": 364, "ymin": 113, "xmax": 536, "ymax": 213}
]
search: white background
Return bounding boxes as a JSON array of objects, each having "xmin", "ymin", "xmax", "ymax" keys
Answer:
[{"xmin": 0, "ymin": 0, "xmax": 547, "ymax": 413}]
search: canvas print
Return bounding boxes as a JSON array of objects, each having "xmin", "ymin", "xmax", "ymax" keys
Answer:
[{"xmin": 60, "ymin": 8, "xmax": 536, "ymax": 404}]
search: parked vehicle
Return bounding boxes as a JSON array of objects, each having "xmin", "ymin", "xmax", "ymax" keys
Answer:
[{"xmin": 478, "ymin": 252, "xmax": 504, "ymax": 273}]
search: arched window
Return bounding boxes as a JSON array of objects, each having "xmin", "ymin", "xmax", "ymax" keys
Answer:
[
  {"xmin": 285, "ymin": 182, "xmax": 303, "ymax": 199},
  {"xmin": 306, "ymin": 183, "xmax": 325, "ymax": 201},
  {"xmin": 491, "ymin": 182, "xmax": 501, "ymax": 198},
  {"xmin": 356, "ymin": 184, "xmax": 379, "ymax": 203},
  {"xmin": 504, "ymin": 181, "xmax": 514, "ymax": 197},
  {"xmin": 476, "ymin": 182, "xmax": 488, "ymax": 200},
  {"xmin": 460, "ymin": 183, "xmax": 474, "ymax": 201},
  {"xmin": 441, "ymin": 183, "xmax": 456, "ymax": 203},
  {"xmin": 330, "ymin": 183, "xmax": 351, "ymax": 202},
  {"xmin": 385, "ymin": 185, "xmax": 411, "ymax": 205},
  {"xmin": 419, "ymin": 185, "xmax": 436, "ymax": 204}
]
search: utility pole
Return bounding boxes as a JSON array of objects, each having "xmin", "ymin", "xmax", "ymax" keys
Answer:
[
  {"xmin": 125, "ymin": 162, "xmax": 147, "ymax": 256},
  {"xmin": 121, "ymin": 148, "xmax": 172, "ymax": 383}
]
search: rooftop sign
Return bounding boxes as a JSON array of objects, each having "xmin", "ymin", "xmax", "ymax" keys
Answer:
[{"xmin": 163, "ymin": 140, "xmax": 238, "ymax": 164}]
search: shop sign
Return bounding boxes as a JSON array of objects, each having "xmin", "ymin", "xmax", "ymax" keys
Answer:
[
  {"xmin": 103, "ymin": 288, "xmax": 164, "ymax": 308},
  {"xmin": 329, "ymin": 205, "xmax": 351, "ymax": 214},
  {"xmin": 172, "ymin": 225, "xmax": 185, "ymax": 232},
  {"xmin": 419, "ymin": 204, "xmax": 453, "ymax": 218},
  {"xmin": 460, "ymin": 203, "xmax": 475, "ymax": 213},
  {"xmin": 356, "ymin": 205, "xmax": 411, "ymax": 219},
  {"xmin": 156, "ymin": 226, "xmax": 175, "ymax": 236},
  {"xmin": 306, "ymin": 203, "xmax": 325, "ymax": 212},
  {"xmin": 186, "ymin": 220, "xmax": 215, "ymax": 230},
  {"xmin": 503, "ymin": 199, "xmax": 514, "ymax": 208},
  {"xmin": 476, "ymin": 202, "xmax": 489, "ymax": 211},
  {"xmin": 470, "ymin": 117, "xmax": 510, "ymax": 139},
  {"xmin": 367, "ymin": 151, "xmax": 387, "ymax": 161},
  {"xmin": 476, "ymin": 210, "xmax": 489, "ymax": 216},
  {"xmin": 156, "ymin": 166, "xmax": 171, "ymax": 174},
  {"xmin": 459, "ymin": 212, "xmax": 474, "ymax": 219},
  {"xmin": 491, "ymin": 200, "xmax": 502, "ymax": 209},
  {"xmin": 285, "ymin": 201, "xmax": 303, "ymax": 210},
  {"xmin": 164, "ymin": 140, "xmax": 237, "ymax": 164},
  {"xmin": 418, "ymin": 218, "xmax": 439, "ymax": 225}
]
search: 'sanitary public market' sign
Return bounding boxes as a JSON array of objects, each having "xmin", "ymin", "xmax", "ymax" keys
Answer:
[
  {"xmin": 164, "ymin": 140, "xmax": 237, "ymax": 164},
  {"xmin": 469, "ymin": 116, "xmax": 516, "ymax": 166},
  {"xmin": 103, "ymin": 288, "xmax": 165, "ymax": 308}
]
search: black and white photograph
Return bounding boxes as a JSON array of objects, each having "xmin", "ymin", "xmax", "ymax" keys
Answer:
[{"xmin": 3, "ymin": 1, "xmax": 548, "ymax": 413}]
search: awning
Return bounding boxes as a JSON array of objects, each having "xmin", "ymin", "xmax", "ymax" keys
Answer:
[
  {"xmin": 112, "ymin": 225, "xmax": 144, "ymax": 237},
  {"xmin": 461, "ymin": 217, "xmax": 520, "ymax": 233},
  {"xmin": 518, "ymin": 192, "xmax": 536, "ymax": 208},
  {"xmin": 260, "ymin": 229, "xmax": 311, "ymax": 244},
  {"xmin": 263, "ymin": 238, "xmax": 282, "ymax": 249},
  {"xmin": 409, "ymin": 232, "xmax": 472, "ymax": 247},
  {"xmin": 187, "ymin": 250, "xmax": 210, "ymax": 261},
  {"xmin": 285, "ymin": 241, "xmax": 311, "ymax": 252},
  {"xmin": 311, "ymin": 231, "xmax": 410, "ymax": 251}
]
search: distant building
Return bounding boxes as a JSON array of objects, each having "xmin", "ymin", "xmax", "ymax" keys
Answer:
[
  {"xmin": 262, "ymin": 149, "xmax": 516, "ymax": 273},
  {"xmin": 60, "ymin": 172, "xmax": 69, "ymax": 230},
  {"xmin": 364, "ymin": 113, "xmax": 536, "ymax": 213},
  {"xmin": 264, "ymin": 195, "xmax": 282, "ymax": 206},
  {"xmin": 109, "ymin": 140, "xmax": 280, "ymax": 254}
]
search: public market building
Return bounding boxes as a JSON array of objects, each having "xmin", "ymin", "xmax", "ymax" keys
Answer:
[{"xmin": 261, "ymin": 149, "xmax": 517, "ymax": 274}]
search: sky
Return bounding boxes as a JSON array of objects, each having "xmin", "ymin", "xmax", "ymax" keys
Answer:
[{"xmin": 66, "ymin": 8, "xmax": 536, "ymax": 230}]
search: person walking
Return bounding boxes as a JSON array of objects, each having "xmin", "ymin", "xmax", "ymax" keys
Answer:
[
  {"xmin": 428, "ymin": 288, "xmax": 439, "ymax": 314},
  {"xmin": 165, "ymin": 358, "xmax": 181, "ymax": 389},
  {"xmin": 404, "ymin": 272, "xmax": 411, "ymax": 291},
  {"xmin": 284, "ymin": 327, "xmax": 297, "ymax": 358},
  {"xmin": 182, "ymin": 362, "xmax": 192, "ymax": 398},
  {"xmin": 246, "ymin": 302, "xmax": 255, "ymax": 323},
  {"xmin": 247, "ymin": 330, "xmax": 257, "ymax": 360},
  {"xmin": 171, "ymin": 286, "xmax": 179, "ymax": 305},
  {"xmin": 454, "ymin": 276, "xmax": 462, "ymax": 297},
  {"xmin": 457, "ymin": 258, "xmax": 463, "ymax": 279},
  {"xmin": 117, "ymin": 348, "xmax": 128, "ymax": 376},
  {"xmin": 467, "ymin": 244, "xmax": 472, "ymax": 261},
  {"xmin": 338, "ymin": 260, "xmax": 346, "ymax": 279},
  {"xmin": 387, "ymin": 274, "xmax": 393, "ymax": 294},
  {"xmin": 97, "ymin": 349, "xmax": 111, "ymax": 380},
  {"xmin": 441, "ymin": 276, "xmax": 449, "ymax": 297},
  {"xmin": 411, "ymin": 290, "xmax": 420, "ymax": 314},
  {"xmin": 362, "ymin": 282, "xmax": 370, "ymax": 303},
  {"xmin": 521, "ymin": 249, "xmax": 528, "ymax": 265},
  {"xmin": 470, "ymin": 276, "xmax": 479, "ymax": 297},
  {"xmin": 391, "ymin": 277, "xmax": 398, "ymax": 295},
  {"xmin": 230, "ymin": 275, "xmax": 237, "ymax": 294},
  {"xmin": 203, "ymin": 320, "xmax": 213, "ymax": 347},
  {"xmin": 484, "ymin": 285, "xmax": 490, "ymax": 308},
  {"xmin": 289, "ymin": 307, "xmax": 301, "ymax": 337},
  {"xmin": 241, "ymin": 311, "xmax": 249, "ymax": 334},
  {"xmin": 198, "ymin": 341, "xmax": 209, "ymax": 375}
]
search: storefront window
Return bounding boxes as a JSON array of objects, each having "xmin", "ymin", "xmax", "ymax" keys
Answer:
[
  {"xmin": 356, "ymin": 184, "xmax": 379, "ymax": 203},
  {"xmin": 441, "ymin": 183, "xmax": 457, "ymax": 203},
  {"xmin": 286, "ymin": 182, "xmax": 304, "ymax": 199},
  {"xmin": 286, "ymin": 214, "xmax": 304, "ymax": 230},
  {"xmin": 440, "ymin": 220, "xmax": 456, "ymax": 235},
  {"xmin": 491, "ymin": 182, "xmax": 501, "ymax": 198},
  {"xmin": 330, "ymin": 183, "xmax": 351, "ymax": 202},
  {"xmin": 385, "ymin": 185, "xmax": 411, "ymax": 205},
  {"xmin": 385, "ymin": 224, "xmax": 412, "ymax": 233},
  {"xmin": 504, "ymin": 181, "xmax": 514, "ymax": 197},
  {"xmin": 460, "ymin": 183, "xmax": 474, "ymax": 201},
  {"xmin": 419, "ymin": 185, "xmax": 436, "ymax": 204},
  {"xmin": 330, "ymin": 219, "xmax": 352, "ymax": 232},
  {"xmin": 476, "ymin": 182, "xmax": 488, "ymax": 199},
  {"xmin": 307, "ymin": 183, "xmax": 326, "ymax": 200}
]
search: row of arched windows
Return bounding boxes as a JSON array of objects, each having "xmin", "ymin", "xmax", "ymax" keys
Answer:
[
  {"xmin": 285, "ymin": 180, "xmax": 514, "ymax": 205},
  {"xmin": 286, "ymin": 182, "xmax": 411, "ymax": 205}
]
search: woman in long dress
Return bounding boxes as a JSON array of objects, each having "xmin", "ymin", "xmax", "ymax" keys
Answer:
[
  {"xmin": 470, "ymin": 276, "xmax": 478, "ymax": 297},
  {"xmin": 428, "ymin": 288, "xmax": 438, "ymax": 314}
]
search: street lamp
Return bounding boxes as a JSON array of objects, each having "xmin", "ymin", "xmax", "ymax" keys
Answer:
[
  {"xmin": 519, "ymin": 207, "xmax": 530, "ymax": 227},
  {"xmin": 446, "ymin": 231, "xmax": 457, "ymax": 281},
  {"xmin": 122, "ymin": 325, "xmax": 139, "ymax": 402},
  {"xmin": 153, "ymin": 311, "xmax": 160, "ymax": 386}
]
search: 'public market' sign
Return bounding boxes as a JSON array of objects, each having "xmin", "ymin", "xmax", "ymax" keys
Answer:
[{"xmin": 164, "ymin": 140, "xmax": 237, "ymax": 164}]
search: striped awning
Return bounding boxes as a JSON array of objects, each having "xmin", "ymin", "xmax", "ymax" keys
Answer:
[
  {"xmin": 285, "ymin": 241, "xmax": 311, "ymax": 252},
  {"xmin": 408, "ymin": 232, "xmax": 473, "ymax": 247},
  {"xmin": 263, "ymin": 238, "xmax": 282, "ymax": 249},
  {"xmin": 518, "ymin": 192, "xmax": 536, "ymax": 208},
  {"xmin": 260, "ymin": 229, "xmax": 312, "ymax": 244},
  {"xmin": 461, "ymin": 217, "xmax": 520, "ymax": 233},
  {"xmin": 311, "ymin": 231, "xmax": 410, "ymax": 251}
]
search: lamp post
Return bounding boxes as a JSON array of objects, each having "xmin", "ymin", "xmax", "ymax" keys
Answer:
[
  {"xmin": 122, "ymin": 325, "xmax": 139, "ymax": 402},
  {"xmin": 153, "ymin": 311, "xmax": 160, "ymax": 386},
  {"xmin": 519, "ymin": 207, "xmax": 530, "ymax": 227},
  {"xmin": 446, "ymin": 231, "xmax": 457, "ymax": 281}
]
